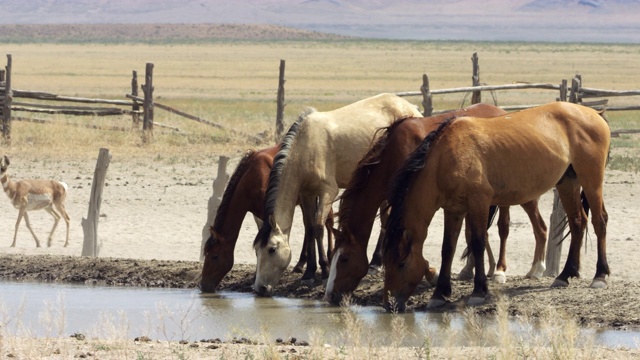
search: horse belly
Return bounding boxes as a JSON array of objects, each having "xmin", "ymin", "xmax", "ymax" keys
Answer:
[{"xmin": 490, "ymin": 172, "xmax": 562, "ymax": 206}]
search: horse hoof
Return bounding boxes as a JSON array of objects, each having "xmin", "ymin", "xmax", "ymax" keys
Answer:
[
  {"xmin": 427, "ymin": 298, "xmax": 446, "ymax": 309},
  {"xmin": 367, "ymin": 265, "xmax": 382, "ymax": 276},
  {"xmin": 457, "ymin": 269, "xmax": 474, "ymax": 281},
  {"xmin": 301, "ymin": 278, "xmax": 315, "ymax": 287},
  {"xmin": 492, "ymin": 271, "xmax": 506, "ymax": 284},
  {"xmin": 590, "ymin": 279, "xmax": 607, "ymax": 289},
  {"xmin": 292, "ymin": 267, "xmax": 304, "ymax": 274},
  {"xmin": 525, "ymin": 262, "xmax": 545, "ymax": 279},
  {"xmin": 550, "ymin": 279, "xmax": 569, "ymax": 288},
  {"xmin": 467, "ymin": 296, "xmax": 485, "ymax": 306}
]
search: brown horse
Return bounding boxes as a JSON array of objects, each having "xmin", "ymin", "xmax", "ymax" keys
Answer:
[
  {"xmin": 200, "ymin": 145, "xmax": 333, "ymax": 292},
  {"xmin": 324, "ymin": 104, "xmax": 548, "ymax": 304},
  {"xmin": 382, "ymin": 102, "xmax": 610, "ymax": 311},
  {"xmin": 253, "ymin": 93, "xmax": 422, "ymax": 297}
]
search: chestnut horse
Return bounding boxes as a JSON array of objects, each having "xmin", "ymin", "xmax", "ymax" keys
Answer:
[
  {"xmin": 383, "ymin": 102, "xmax": 610, "ymax": 311},
  {"xmin": 324, "ymin": 104, "xmax": 548, "ymax": 304},
  {"xmin": 253, "ymin": 93, "xmax": 422, "ymax": 297},
  {"xmin": 200, "ymin": 145, "xmax": 333, "ymax": 292}
]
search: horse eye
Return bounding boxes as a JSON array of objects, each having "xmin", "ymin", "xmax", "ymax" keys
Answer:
[
  {"xmin": 398, "ymin": 262, "xmax": 406, "ymax": 269},
  {"xmin": 269, "ymin": 247, "xmax": 276, "ymax": 254},
  {"xmin": 340, "ymin": 255, "xmax": 349, "ymax": 263}
]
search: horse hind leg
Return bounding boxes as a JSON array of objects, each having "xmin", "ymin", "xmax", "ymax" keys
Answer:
[
  {"xmin": 521, "ymin": 199, "xmax": 548, "ymax": 279},
  {"xmin": 552, "ymin": 176, "xmax": 587, "ymax": 288},
  {"xmin": 490, "ymin": 206, "xmax": 509, "ymax": 283},
  {"xmin": 578, "ymin": 183, "xmax": 609, "ymax": 288}
]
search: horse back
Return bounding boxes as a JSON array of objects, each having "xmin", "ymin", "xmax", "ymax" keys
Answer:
[
  {"xmin": 429, "ymin": 102, "xmax": 609, "ymax": 206},
  {"xmin": 289, "ymin": 94, "xmax": 422, "ymax": 187}
]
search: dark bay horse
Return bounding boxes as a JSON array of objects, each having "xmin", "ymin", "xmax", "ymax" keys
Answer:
[
  {"xmin": 200, "ymin": 145, "xmax": 333, "ymax": 292},
  {"xmin": 253, "ymin": 93, "xmax": 422, "ymax": 297},
  {"xmin": 383, "ymin": 102, "xmax": 610, "ymax": 311},
  {"xmin": 324, "ymin": 104, "xmax": 548, "ymax": 304}
]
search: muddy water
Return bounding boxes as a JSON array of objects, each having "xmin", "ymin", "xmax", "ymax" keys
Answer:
[{"xmin": 0, "ymin": 280, "xmax": 638, "ymax": 348}]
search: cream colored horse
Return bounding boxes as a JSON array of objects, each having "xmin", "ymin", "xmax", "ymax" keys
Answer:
[{"xmin": 253, "ymin": 93, "xmax": 422, "ymax": 296}]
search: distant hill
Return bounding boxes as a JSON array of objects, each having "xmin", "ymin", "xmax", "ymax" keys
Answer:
[
  {"xmin": 0, "ymin": 24, "xmax": 351, "ymax": 43},
  {"xmin": 0, "ymin": 0, "xmax": 639, "ymax": 43}
]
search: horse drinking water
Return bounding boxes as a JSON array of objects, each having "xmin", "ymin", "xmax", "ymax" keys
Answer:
[
  {"xmin": 200, "ymin": 145, "xmax": 333, "ymax": 292},
  {"xmin": 382, "ymin": 102, "xmax": 610, "ymax": 311},
  {"xmin": 324, "ymin": 104, "xmax": 548, "ymax": 304},
  {"xmin": 253, "ymin": 93, "xmax": 422, "ymax": 297}
]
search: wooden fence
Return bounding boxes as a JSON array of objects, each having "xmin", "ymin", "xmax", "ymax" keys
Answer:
[{"xmin": 0, "ymin": 54, "xmax": 261, "ymax": 143}]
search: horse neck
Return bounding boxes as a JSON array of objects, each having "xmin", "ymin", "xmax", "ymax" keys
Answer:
[
  {"xmin": 270, "ymin": 166, "xmax": 301, "ymax": 238},
  {"xmin": 339, "ymin": 180, "xmax": 384, "ymax": 248}
]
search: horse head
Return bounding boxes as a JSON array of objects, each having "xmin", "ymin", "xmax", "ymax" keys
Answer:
[
  {"xmin": 324, "ymin": 227, "xmax": 369, "ymax": 305},
  {"xmin": 253, "ymin": 214, "xmax": 291, "ymax": 297},
  {"xmin": 382, "ymin": 229, "xmax": 426, "ymax": 312},
  {"xmin": 200, "ymin": 226, "xmax": 234, "ymax": 292}
]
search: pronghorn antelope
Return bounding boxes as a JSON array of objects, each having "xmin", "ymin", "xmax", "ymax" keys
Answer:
[{"xmin": 0, "ymin": 155, "xmax": 70, "ymax": 247}]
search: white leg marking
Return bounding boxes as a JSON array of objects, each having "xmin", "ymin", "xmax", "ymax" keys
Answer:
[{"xmin": 324, "ymin": 248, "xmax": 341, "ymax": 296}]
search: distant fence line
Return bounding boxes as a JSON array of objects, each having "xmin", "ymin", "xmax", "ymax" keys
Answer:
[
  {"xmin": 4, "ymin": 53, "xmax": 640, "ymax": 143},
  {"xmin": 273, "ymin": 54, "xmax": 640, "ymax": 141},
  {"xmin": 0, "ymin": 54, "xmax": 259, "ymax": 143}
]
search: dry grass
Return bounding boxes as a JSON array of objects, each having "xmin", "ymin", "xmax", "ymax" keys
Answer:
[{"xmin": 1, "ymin": 41, "xmax": 639, "ymax": 168}]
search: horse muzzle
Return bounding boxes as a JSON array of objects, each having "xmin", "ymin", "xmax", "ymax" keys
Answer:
[
  {"xmin": 199, "ymin": 281, "xmax": 218, "ymax": 293},
  {"xmin": 323, "ymin": 291, "xmax": 343, "ymax": 305},
  {"xmin": 255, "ymin": 284, "xmax": 274, "ymax": 297}
]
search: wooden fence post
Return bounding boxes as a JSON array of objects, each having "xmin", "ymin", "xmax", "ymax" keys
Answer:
[
  {"xmin": 142, "ymin": 62, "xmax": 154, "ymax": 139},
  {"xmin": 275, "ymin": 59, "xmax": 286, "ymax": 142},
  {"xmin": 131, "ymin": 70, "xmax": 140, "ymax": 128},
  {"xmin": 558, "ymin": 79, "xmax": 568, "ymax": 102},
  {"xmin": 471, "ymin": 52, "xmax": 481, "ymax": 104},
  {"xmin": 543, "ymin": 188, "xmax": 566, "ymax": 277},
  {"xmin": 420, "ymin": 74, "xmax": 433, "ymax": 116},
  {"xmin": 82, "ymin": 148, "xmax": 111, "ymax": 257},
  {"xmin": 2, "ymin": 54, "xmax": 12, "ymax": 142},
  {"xmin": 200, "ymin": 156, "xmax": 230, "ymax": 261}
]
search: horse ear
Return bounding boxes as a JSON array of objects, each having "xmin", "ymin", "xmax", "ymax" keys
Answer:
[
  {"xmin": 209, "ymin": 225, "xmax": 215, "ymax": 236},
  {"xmin": 269, "ymin": 214, "xmax": 277, "ymax": 229}
]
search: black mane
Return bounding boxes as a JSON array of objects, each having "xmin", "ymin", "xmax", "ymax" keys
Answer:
[
  {"xmin": 383, "ymin": 117, "xmax": 455, "ymax": 262},
  {"xmin": 253, "ymin": 107, "xmax": 315, "ymax": 248},
  {"xmin": 337, "ymin": 117, "xmax": 413, "ymax": 231}
]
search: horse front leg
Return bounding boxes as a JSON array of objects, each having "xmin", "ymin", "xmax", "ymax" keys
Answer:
[
  {"xmin": 368, "ymin": 203, "xmax": 389, "ymax": 274},
  {"xmin": 428, "ymin": 211, "xmax": 464, "ymax": 308},
  {"xmin": 466, "ymin": 199, "xmax": 492, "ymax": 305},
  {"xmin": 299, "ymin": 198, "xmax": 318, "ymax": 286}
]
